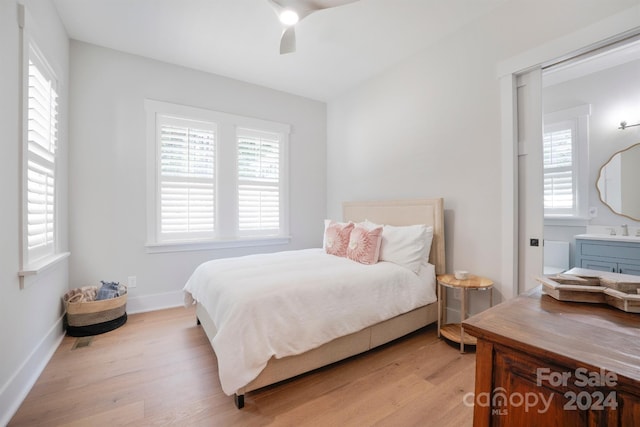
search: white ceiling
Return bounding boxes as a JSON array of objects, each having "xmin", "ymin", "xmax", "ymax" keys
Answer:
[{"xmin": 52, "ymin": 0, "xmax": 507, "ymax": 101}]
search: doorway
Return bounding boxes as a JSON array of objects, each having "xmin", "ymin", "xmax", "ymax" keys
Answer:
[
  {"xmin": 541, "ymin": 39, "xmax": 640, "ymax": 278},
  {"xmin": 501, "ymin": 24, "xmax": 640, "ymax": 298}
]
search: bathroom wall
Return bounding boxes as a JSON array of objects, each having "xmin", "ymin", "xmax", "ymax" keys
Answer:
[{"xmin": 543, "ymin": 54, "xmax": 640, "ymax": 268}]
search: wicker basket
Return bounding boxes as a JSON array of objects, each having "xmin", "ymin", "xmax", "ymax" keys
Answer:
[{"xmin": 63, "ymin": 288, "xmax": 127, "ymax": 336}]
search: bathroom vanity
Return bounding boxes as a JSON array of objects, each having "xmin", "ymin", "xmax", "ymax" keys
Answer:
[{"xmin": 575, "ymin": 234, "xmax": 640, "ymax": 275}]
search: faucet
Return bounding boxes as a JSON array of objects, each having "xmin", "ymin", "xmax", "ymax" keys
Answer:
[{"xmin": 622, "ymin": 224, "xmax": 628, "ymax": 236}]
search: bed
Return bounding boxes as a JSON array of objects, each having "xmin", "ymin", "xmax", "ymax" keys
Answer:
[{"xmin": 185, "ymin": 198, "xmax": 445, "ymax": 408}]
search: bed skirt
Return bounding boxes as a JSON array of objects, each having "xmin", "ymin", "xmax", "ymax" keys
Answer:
[{"xmin": 196, "ymin": 300, "xmax": 437, "ymax": 403}]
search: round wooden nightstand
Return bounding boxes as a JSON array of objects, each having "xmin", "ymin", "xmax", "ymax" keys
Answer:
[{"xmin": 437, "ymin": 274, "xmax": 493, "ymax": 353}]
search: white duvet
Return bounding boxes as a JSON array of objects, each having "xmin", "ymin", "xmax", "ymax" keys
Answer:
[{"xmin": 183, "ymin": 248, "xmax": 436, "ymax": 395}]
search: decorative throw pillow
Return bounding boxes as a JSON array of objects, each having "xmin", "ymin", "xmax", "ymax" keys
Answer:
[
  {"xmin": 347, "ymin": 225, "xmax": 383, "ymax": 265},
  {"xmin": 324, "ymin": 221, "xmax": 354, "ymax": 257},
  {"xmin": 323, "ymin": 219, "xmax": 350, "ymax": 249}
]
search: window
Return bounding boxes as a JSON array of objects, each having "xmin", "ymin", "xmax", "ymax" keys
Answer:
[
  {"xmin": 543, "ymin": 105, "xmax": 590, "ymax": 219},
  {"xmin": 543, "ymin": 121, "xmax": 575, "ymax": 214},
  {"xmin": 146, "ymin": 100, "xmax": 290, "ymax": 252},
  {"xmin": 237, "ymin": 129, "xmax": 281, "ymax": 235},
  {"xmin": 158, "ymin": 117, "xmax": 216, "ymax": 241},
  {"xmin": 23, "ymin": 43, "xmax": 59, "ymax": 266}
]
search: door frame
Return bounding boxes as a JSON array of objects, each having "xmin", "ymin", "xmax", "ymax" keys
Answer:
[{"xmin": 499, "ymin": 5, "xmax": 640, "ymax": 300}]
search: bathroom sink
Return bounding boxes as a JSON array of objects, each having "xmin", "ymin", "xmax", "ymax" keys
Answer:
[{"xmin": 575, "ymin": 233, "xmax": 640, "ymax": 243}]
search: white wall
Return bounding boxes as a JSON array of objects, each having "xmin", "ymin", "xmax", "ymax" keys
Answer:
[
  {"xmin": 0, "ymin": 0, "xmax": 69, "ymax": 423},
  {"xmin": 68, "ymin": 42, "xmax": 327, "ymax": 312},
  {"xmin": 326, "ymin": 0, "xmax": 639, "ymax": 310}
]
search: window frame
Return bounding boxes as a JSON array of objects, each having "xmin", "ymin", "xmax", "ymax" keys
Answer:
[
  {"xmin": 145, "ymin": 100, "xmax": 291, "ymax": 253},
  {"xmin": 543, "ymin": 120, "xmax": 576, "ymax": 216},
  {"xmin": 543, "ymin": 104, "xmax": 591, "ymax": 222},
  {"xmin": 18, "ymin": 6, "xmax": 69, "ymax": 287}
]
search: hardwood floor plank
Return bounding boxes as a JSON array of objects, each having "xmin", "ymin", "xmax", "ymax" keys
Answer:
[
  {"xmin": 10, "ymin": 306, "xmax": 476, "ymax": 426},
  {"xmin": 58, "ymin": 401, "xmax": 145, "ymax": 427}
]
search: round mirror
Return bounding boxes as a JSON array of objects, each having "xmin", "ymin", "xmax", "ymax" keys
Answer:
[{"xmin": 597, "ymin": 142, "xmax": 640, "ymax": 221}]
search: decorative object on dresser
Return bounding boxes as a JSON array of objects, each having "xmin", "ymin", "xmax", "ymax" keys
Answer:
[
  {"xmin": 185, "ymin": 198, "xmax": 445, "ymax": 408},
  {"xmin": 537, "ymin": 267, "xmax": 640, "ymax": 313},
  {"xmin": 437, "ymin": 274, "xmax": 493, "ymax": 353},
  {"xmin": 463, "ymin": 287, "xmax": 640, "ymax": 426}
]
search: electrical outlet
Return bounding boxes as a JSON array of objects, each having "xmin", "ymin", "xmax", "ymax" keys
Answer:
[{"xmin": 128, "ymin": 276, "xmax": 137, "ymax": 288}]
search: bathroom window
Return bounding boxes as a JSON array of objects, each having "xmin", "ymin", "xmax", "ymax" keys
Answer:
[{"xmin": 543, "ymin": 105, "xmax": 590, "ymax": 219}]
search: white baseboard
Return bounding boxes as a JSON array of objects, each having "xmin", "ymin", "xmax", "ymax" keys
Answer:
[
  {"xmin": 0, "ymin": 316, "xmax": 65, "ymax": 427},
  {"xmin": 126, "ymin": 290, "xmax": 184, "ymax": 314}
]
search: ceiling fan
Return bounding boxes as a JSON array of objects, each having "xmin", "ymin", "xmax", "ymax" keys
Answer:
[{"xmin": 267, "ymin": 0, "xmax": 360, "ymax": 54}]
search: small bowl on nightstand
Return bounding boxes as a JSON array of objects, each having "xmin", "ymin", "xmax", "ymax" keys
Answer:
[{"xmin": 454, "ymin": 270, "xmax": 469, "ymax": 280}]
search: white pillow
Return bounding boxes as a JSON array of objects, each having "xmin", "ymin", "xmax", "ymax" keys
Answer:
[
  {"xmin": 375, "ymin": 222, "xmax": 433, "ymax": 273},
  {"xmin": 360, "ymin": 219, "xmax": 380, "ymax": 230}
]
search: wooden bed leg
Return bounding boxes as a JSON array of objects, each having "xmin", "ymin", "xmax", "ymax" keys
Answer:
[
  {"xmin": 196, "ymin": 317, "xmax": 201, "ymax": 326},
  {"xmin": 234, "ymin": 393, "xmax": 245, "ymax": 409}
]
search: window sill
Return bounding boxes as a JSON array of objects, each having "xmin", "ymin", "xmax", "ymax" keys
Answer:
[
  {"xmin": 19, "ymin": 252, "xmax": 71, "ymax": 289},
  {"xmin": 544, "ymin": 217, "xmax": 590, "ymax": 227},
  {"xmin": 145, "ymin": 236, "xmax": 292, "ymax": 254}
]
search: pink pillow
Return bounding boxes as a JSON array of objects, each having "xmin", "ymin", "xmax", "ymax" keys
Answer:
[
  {"xmin": 347, "ymin": 225, "xmax": 383, "ymax": 265},
  {"xmin": 325, "ymin": 221, "xmax": 354, "ymax": 257}
]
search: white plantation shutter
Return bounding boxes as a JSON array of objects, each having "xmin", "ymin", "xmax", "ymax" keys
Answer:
[
  {"xmin": 158, "ymin": 117, "xmax": 216, "ymax": 241},
  {"xmin": 25, "ymin": 47, "xmax": 58, "ymax": 263},
  {"xmin": 543, "ymin": 122, "xmax": 576, "ymax": 216},
  {"xmin": 27, "ymin": 161, "xmax": 55, "ymax": 250},
  {"xmin": 146, "ymin": 100, "xmax": 290, "ymax": 250},
  {"xmin": 237, "ymin": 128, "xmax": 280, "ymax": 234}
]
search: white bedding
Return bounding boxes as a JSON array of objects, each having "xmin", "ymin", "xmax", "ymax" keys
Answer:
[{"xmin": 183, "ymin": 248, "xmax": 436, "ymax": 395}]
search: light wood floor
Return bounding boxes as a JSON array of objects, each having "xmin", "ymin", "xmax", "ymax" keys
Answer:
[{"xmin": 10, "ymin": 307, "xmax": 476, "ymax": 426}]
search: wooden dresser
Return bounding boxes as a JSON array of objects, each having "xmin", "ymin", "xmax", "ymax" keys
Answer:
[{"xmin": 463, "ymin": 286, "xmax": 640, "ymax": 426}]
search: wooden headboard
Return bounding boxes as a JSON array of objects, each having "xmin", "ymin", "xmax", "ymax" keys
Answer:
[{"xmin": 342, "ymin": 198, "xmax": 445, "ymax": 275}]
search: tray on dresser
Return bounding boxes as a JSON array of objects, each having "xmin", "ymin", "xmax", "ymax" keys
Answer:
[{"xmin": 537, "ymin": 267, "xmax": 640, "ymax": 313}]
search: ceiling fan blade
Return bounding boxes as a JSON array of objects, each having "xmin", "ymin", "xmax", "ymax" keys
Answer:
[
  {"xmin": 308, "ymin": 0, "xmax": 360, "ymax": 10},
  {"xmin": 272, "ymin": 0, "xmax": 359, "ymax": 12},
  {"xmin": 280, "ymin": 26, "xmax": 296, "ymax": 54},
  {"xmin": 266, "ymin": 0, "xmax": 284, "ymax": 14},
  {"xmin": 269, "ymin": 0, "xmax": 361, "ymax": 54}
]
